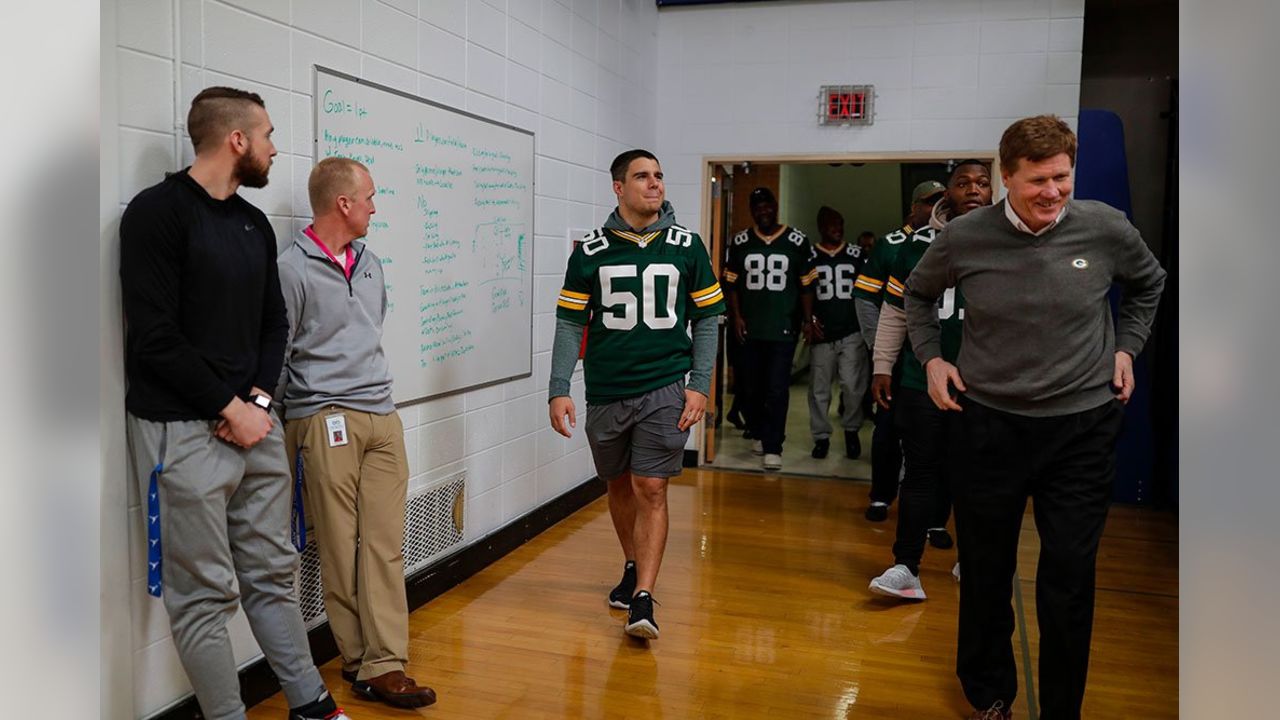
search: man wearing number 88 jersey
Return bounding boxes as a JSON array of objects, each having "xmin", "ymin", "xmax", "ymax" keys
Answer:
[
  {"xmin": 724, "ymin": 187, "xmax": 814, "ymax": 471},
  {"xmin": 548, "ymin": 150, "xmax": 725, "ymax": 641},
  {"xmin": 799, "ymin": 206, "xmax": 868, "ymax": 461}
]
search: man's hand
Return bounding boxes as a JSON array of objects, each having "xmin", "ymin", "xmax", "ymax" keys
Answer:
[
  {"xmin": 216, "ymin": 398, "xmax": 274, "ymax": 448},
  {"xmin": 678, "ymin": 389, "xmax": 707, "ymax": 431},
  {"xmin": 549, "ymin": 396, "xmax": 576, "ymax": 438},
  {"xmin": 925, "ymin": 358, "xmax": 966, "ymax": 412},
  {"xmin": 1113, "ymin": 351, "xmax": 1135, "ymax": 404},
  {"xmin": 808, "ymin": 316, "xmax": 825, "ymax": 343},
  {"xmin": 733, "ymin": 314, "xmax": 748, "ymax": 343},
  {"xmin": 871, "ymin": 374, "xmax": 894, "ymax": 410}
]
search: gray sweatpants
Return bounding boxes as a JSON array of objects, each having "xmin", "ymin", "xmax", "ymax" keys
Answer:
[
  {"xmin": 127, "ymin": 413, "xmax": 324, "ymax": 720},
  {"xmin": 808, "ymin": 333, "xmax": 870, "ymax": 440}
]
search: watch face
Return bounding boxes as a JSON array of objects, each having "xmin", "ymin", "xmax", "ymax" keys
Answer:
[{"xmin": 253, "ymin": 395, "xmax": 271, "ymax": 409}]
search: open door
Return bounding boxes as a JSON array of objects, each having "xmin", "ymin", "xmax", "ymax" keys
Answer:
[
  {"xmin": 703, "ymin": 162, "xmax": 782, "ymax": 466},
  {"xmin": 703, "ymin": 164, "xmax": 731, "ymax": 463}
]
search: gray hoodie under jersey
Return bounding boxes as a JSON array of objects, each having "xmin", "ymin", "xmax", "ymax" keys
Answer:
[{"xmin": 277, "ymin": 230, "xmax": 395, "ymax": 420}]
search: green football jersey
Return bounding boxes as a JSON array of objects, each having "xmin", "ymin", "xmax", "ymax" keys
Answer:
[
  {"xmin": 803, "ymin": 241, "xmax": 865, "ymax": 342},
  {"xmin": 556, "ymin": 224, "xmax": 726, "ymax": 404},
  {"xmin": 853, "ymin": 223, "xmax": 916, "ymax": 306},
  {"xmin": 723, "ymin": 226, "xmax": 813, "ymax": 342},
  {"xmin": 883, "ymin": 226, "xmax": 964, "ymax": 392}
]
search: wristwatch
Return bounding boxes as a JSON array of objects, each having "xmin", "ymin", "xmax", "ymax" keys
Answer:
[{"xmin": 249, "ymin": 393, "xmax": 272, "ymax": 411}]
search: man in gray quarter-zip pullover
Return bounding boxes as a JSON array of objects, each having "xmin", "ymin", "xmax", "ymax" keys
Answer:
[
  {"xmin": 904, "ymin": 116, "xmax": 1166, "ymax": 720},
  {"xmin": 279, "ymin": 158, "xmax": 436, "ymax": 710}
]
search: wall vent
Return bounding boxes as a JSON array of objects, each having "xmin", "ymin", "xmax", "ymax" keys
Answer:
[{"xmin": 297, "ymin": 470, "xmax": 467, "ymax": 628}]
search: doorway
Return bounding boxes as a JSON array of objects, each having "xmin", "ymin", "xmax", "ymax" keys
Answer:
[{"xmin": 697, "ymin": 153, "xmax": 999, "ymax": 479}]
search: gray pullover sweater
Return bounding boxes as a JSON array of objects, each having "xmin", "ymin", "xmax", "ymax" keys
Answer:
[
  {"xmin": 904, "ymin": 199, "xmax": 1166, "ymax": 417},
  {"xmin": 278, "ymin": 230, "xmax": 396, "ymax": 419}
]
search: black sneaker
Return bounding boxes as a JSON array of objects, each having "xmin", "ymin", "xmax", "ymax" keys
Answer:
[
  {"xmin": 288, "ymin": 691, "xmax": 350, "ymax": 720},
  {"xmin": 844, "ymin": 430, "xmax": 863, "ymax": 459},
  {"xmin": 927, "ymin": 528, "xmax": 954, "ymax": 549},
  {"xmin": 727, "ymin": 408, "xmax": 746, "ymax": 430},
  {"xmin": 811, "ymin": 438, "xmax": 830, "ymax": 459},
  {"xmin": 625, "ymin": 591, "xmax": 660, "ymax": 639},
  {"xmin": 608, "ymin": 561, "xmax": 637, "ymax": 609},
  {"xmin": 865, "ymin": 502, "xmax": 889, "ymax": 522}
]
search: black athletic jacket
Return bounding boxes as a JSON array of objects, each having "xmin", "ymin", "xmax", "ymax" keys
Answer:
[{"xmin": 120, "ymin": 169, "xmax": 288, "ymax": 421}]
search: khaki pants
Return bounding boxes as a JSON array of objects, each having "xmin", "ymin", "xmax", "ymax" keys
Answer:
[{"xmin": 285, "ymin": 407, "xmax": 410, "ymax": 680}]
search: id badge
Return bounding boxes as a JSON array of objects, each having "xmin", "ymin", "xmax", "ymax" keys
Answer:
[{"xmin": 324, "ymin": 414, "xmax": 349, "ymax": 448}]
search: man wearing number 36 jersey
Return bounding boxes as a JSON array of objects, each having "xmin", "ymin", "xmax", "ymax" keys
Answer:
[
  {"xmin": 799, "ymin": 206, "xmax": 868, "ymax": 462},
  {"xmin": 724, "ymin": 187, "xmax": 813, "ymax": 471},
  {"xmin": 548, "ymin": 150, "xmax": 725, "ymax": 642}
]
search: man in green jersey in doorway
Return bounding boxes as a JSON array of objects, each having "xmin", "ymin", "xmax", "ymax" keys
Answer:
[
  {"xmin": 867, "ymin": 160, "xmax": 994, "ymax": 600},
  {"xmin": 854, "ymin": 181, "xmax": 946, "ymax": 521},
  {"xmin": 724, "ymin": 187, "xmax": 813, "ymax": 471},
  {"xmin": 800, "ymin": 206, "xmax": 868, "ymax": 460}
]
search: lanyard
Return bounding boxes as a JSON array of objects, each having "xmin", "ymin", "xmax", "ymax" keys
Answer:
[
  {"xmin": 291, "ymin": 448, "xmax": 307, "ymax": 552},
  {"xmin": 146, "ymin": 430, "xmax": 168, "ymax": 597}
]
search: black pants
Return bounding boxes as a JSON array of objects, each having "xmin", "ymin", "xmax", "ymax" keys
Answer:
[
  {"xmin": 951, "ymin": 397, "xmax": 1124, "ymax": 720},
  {"xmin": 741, "ymin": 338, "xmax": 796, "ymax": 455},
  {"xmin": 891, "ymin": 387, "xmax": 953, "ymax": 569},
  {"xmin": 869, "ymin": 378, "xmax": 903, "ymax": 505}
]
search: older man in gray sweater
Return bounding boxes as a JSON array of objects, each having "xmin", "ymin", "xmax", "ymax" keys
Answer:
[{"xmin": 904, "ymin": 116, "xmax": 1166, "ymax": 720}]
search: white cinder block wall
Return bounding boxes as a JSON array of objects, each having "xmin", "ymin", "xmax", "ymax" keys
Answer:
[
  {"xmin": 654, "ymin": 0, "xmax": 1086, "ymax": 232},
  {"xmin": 112, "ymin": 0, "xmax": 658, "ymax": 715},
  {"xmin": 110, "ymin": 0, "xmax": 1086, "ymax": 716}
]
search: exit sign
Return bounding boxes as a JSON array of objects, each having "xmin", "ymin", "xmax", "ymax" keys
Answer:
[{"xmin": 819, "ymin": 84, "xmax": 875, "ymax": 126}]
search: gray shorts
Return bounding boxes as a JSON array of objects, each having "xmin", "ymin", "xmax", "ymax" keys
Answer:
[{"xmin": 585, "ymin": 380, "xmax": 689, "ymax": 480}]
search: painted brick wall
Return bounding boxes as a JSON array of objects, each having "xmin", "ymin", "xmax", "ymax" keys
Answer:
[
  {"xmin": 110, "ymin": 0, "xmax": 1086, "ymax": 715},
  {"xmin": 112, "ymin": 0, "xmax": 658, "ymax": 715},
  {"xmin": 655, "ymin": 0, "xmax": 1086, "ymax": 232}
]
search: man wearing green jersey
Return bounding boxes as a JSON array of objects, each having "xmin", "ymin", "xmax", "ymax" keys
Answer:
[
  {"xmin": 800, "ymin": 206, "xmax": 867, "ymax": 460},
  {"xmin": 724, "ymin": 188, "xmax": 813, "ymax": 471},
  {"xmin": 867, "ymin": 160, "xmax": 993, "ymax": 600},
  {"xmin": 853, "ymin": 181, "xmax": 945, "ymax": 521},
  {"xmin": 548, "ymin": 150, "xmax": 725, "ymax": 640},
  {"xmin": 856, "ymin": 229, "xmax": 876, "ymax": 255}
]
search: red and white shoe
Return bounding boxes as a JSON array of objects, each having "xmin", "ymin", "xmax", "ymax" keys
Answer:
[{"xmin": 869, "ymin": 564, "xmax": 927, "ymax": 600}]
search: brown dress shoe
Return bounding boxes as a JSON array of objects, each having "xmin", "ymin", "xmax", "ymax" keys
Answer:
[{"xmin": 353, "ymin": 670, "xmax": 437, "ymax": 708}]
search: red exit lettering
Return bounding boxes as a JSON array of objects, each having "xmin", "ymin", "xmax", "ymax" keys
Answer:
[{"xmin": 827, "ymin": 91, "xmax": 866, "ymax": 119}]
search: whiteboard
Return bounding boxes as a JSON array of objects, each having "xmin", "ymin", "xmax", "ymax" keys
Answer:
[{"xmin": 313, "ymin": 67, "xmax": 534, "ymax": 404}]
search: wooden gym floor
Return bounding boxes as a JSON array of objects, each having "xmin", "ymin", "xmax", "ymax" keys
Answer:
[{"xmin": 247, "ymin": 468, "xmax": 1177, "ymax": 719}]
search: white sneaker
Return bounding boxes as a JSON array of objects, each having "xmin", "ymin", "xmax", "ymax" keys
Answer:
[
  {"xmin": 762, "ymin": 453, "xmax": 782, "ymax": 470},
  {"xmin": 751, "ymin": 439, "xmax": 764, "ymax": 455},
  {"xmin": 952, "ymin": 562, "xmax": 961, "ymax": 582},
  {"xmin": 869, "ymin": 564, "xmax": 927, "ymax": 600}
]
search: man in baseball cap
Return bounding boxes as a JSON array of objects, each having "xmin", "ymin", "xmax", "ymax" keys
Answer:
[
  {"xmin": 911, "ymin": 180, "xmax": 946, "ymax": 206},
  {"xmin": 852, "ymin": 178, "xmax": 947, "ymax": 522}
]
